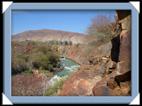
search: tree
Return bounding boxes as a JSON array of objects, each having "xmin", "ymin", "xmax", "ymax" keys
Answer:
[
  {"xmin": 87, "ymin": 15, "xmax": 116, "ymax": 43},
  {"xmin": 64, "ymin": 41, "xmax": 68, "ymax": 45}
]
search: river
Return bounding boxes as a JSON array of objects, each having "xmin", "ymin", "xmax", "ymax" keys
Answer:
[{"xmin": 48, "ymin": 57, "xmax": 80, "ymax": 86}]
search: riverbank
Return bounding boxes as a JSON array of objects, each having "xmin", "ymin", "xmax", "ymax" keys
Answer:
[
  {"xmin": 44, "ymin": 57, "xmax": 80, "ymax": 96},
  {"xmin": 59, "ymin": 62, "xmax": 131, "ymax": 96}
]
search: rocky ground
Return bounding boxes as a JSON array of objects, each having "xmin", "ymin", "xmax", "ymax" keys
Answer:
[
  {"xmin": 58, "ymin": 12, "xmax": 131, "ymax": 96},
  {"xmin": 12, "ymin": 72, "xmax": 51, "ymax": 96},
  {"xmin": 59, "ymin": 55, "xmax": 131, "ymax": 96},
  {"xmin": 59, "ymin": 28, "xmax": 131, "ymax": 96}
]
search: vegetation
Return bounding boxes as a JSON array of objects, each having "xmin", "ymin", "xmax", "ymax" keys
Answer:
[
  {"xmin": 12, "ymin": 41, "xmax": 60, "ymax": 75},
  {"xmin": 87, "ymin": 15, "xmax": 116, "ymax": 45},
  {"xmin": 44, "ymin": 79, "xmax": 64, "ymax": 96},
  {"xmin": 48, "ymin": 40, "xmax": 72, "ymax": 46},
  {"xmin": 12, "ymin": 73, "xmax": 49, "ymax": 96}
]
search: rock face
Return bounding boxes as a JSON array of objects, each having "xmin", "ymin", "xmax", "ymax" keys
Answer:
[
  {"xmin": 59, "ymin": 65, "xmax": 102, "ymax": 96},
  {"xmin": 119, "ymin": 29, "xmax": 131, "ymax": 74},
  {"xmin": 92, "ymin": 10, "xmax": 131, "ymax": 96},
  {"xmin": 117, "ymin": 10, "xmax": 131, "ymax": 74}
]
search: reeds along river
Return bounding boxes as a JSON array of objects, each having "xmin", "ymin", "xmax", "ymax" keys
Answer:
[{"xmin": 48, "ymin": 57, "xmax": 80, "ymax": 86}]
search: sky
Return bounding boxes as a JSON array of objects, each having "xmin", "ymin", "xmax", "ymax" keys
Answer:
[{"xmin": 12, "ymin": 10, "xmax": 116, "ymax": 35}]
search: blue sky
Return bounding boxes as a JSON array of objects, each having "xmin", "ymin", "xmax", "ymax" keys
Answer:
[{"xmin": 12, "ymin": 10, "xmax": 116, "ymax": 35}]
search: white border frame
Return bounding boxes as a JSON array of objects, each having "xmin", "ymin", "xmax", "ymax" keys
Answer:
[{"xmin": 3, "ymin": 2, "xmax": 139, "ymax": 104}]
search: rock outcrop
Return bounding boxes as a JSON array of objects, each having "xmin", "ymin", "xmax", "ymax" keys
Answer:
[
  {"xmin": 92, "ymin": 10, "xmax": 131, "ymax": 96},
  {"xmin": 116, "ymin": 10, "xmax": 131, "ymax": 74},
  {"xmin": 59, "ymin": 65, "xmax": 102, "ymax": 96},
  {"xmin": 92, "ymin": 70, "xmax": 131, "ymax": 96}
]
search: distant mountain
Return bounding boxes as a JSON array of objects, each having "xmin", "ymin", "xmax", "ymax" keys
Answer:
[{"xmin": 12, "ymin": 29, "xmax": 87, "ymax": 44}]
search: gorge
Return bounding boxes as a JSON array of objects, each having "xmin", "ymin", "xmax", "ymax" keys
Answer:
[{"xmin": 12, "ymin": 10, "xmax": 131, "ymax": 96}]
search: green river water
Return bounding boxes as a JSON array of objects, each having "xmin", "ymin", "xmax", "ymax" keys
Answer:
[{"xmin": 48, "ymin": 58, "xmax": 80, "ymax": 85}]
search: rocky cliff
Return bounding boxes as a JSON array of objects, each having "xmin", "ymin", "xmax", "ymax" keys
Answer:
[{"xmin": 92, "ymin": 10, "xmax": 131, "ymax": 96}]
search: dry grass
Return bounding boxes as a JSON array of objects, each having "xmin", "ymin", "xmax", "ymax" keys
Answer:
[{"xmin": 12, "ymin": 73, "xmax": 49, "ymax": 96}]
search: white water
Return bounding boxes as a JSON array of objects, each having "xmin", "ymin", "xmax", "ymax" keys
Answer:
[{"xmin": 48, "ymin": 58, "xmax": 80, "ymax": 86}]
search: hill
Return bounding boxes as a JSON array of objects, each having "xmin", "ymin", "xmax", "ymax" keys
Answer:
[{"xmin": 12, "ymin": 29, "xmax": 87, "ymax": 44}]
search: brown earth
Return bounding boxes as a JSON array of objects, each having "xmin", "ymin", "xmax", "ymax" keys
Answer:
[{"xmin": 12, "ymin": 73, "xmax": 50, "ymax": 96}]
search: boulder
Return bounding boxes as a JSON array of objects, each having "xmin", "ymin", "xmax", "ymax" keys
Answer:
[
  {"xmin": 92, "ymin": 85, "xmax": 114, "ymax": 96},
  {"xmin": 107, "ymin": 78, "xmax": 118, "ymax": 89},
  {"xmin": 59, "ymin": 79, "xmax": 91, "ymax": 96},
  {"xmin": 92, "ymin": 76, "xmax": 108, "ymax": 95},
  {"xmin": 119, "ymin": 81, "xmax": 131, "ymax": 95},
  {"xmin": 76, "ymin": 79, "xmax": 91, "ymax": 95},
  {"xmin": 92, "ymin": 76, "xmax": 131, "ymax": 96}
]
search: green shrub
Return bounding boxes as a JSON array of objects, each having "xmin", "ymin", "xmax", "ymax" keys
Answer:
[
  {"xmin": 12, "ymin": 53, "xmax": 30, "ymax": 74},
  {"xmin": 12, "ymin": 41, "xmax": 60, "ymax": 75}
]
